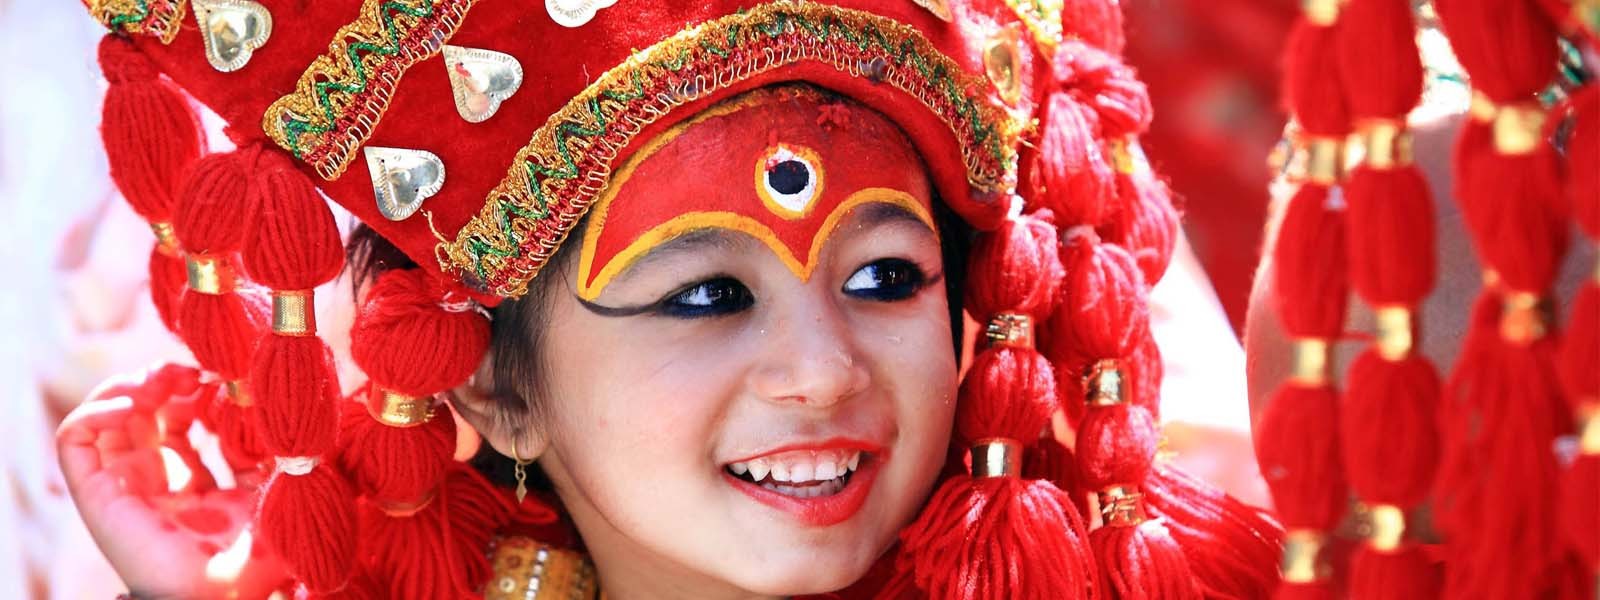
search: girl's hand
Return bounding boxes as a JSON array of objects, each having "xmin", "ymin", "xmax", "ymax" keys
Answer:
[{"xmin": 57, "ymin": 365, "xmax": 289, "ymax": 598}]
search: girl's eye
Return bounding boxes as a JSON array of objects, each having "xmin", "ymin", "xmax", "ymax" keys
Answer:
[
  {"xmin": 657, "ymin": 277, "xmax": 754, "ymax": 318},
  {"xmin": 843, "ymin": 258, "xmax": 927, "ymax": 301}
]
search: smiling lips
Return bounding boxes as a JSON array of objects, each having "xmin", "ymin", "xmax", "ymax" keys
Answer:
[{"xmin": 722, "ymin": 442, "xmax": 883, "ymax": 526}]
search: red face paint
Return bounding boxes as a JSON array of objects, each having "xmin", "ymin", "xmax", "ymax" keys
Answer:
[{"xmin": 576, "ymin": 89, "xmax": 935, "ymax": 300}]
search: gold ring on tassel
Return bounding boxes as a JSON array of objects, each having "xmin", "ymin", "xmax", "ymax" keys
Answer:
[
  {"xmin": 984, "ymin": 313, "xmax": 1034, "ymax": 349},
  {"xmin": 366, "ymin": 388, "xmax": 436, "ymax": 428},
  {"xmin": 1578, "ymin": 402, "xmax": 1600, "ymax": 455},
  {"xmin": 1365, "ymin": 504, "xmax": 1406, "ymax": 553},
  {"xmin": 270, "ymin": 290, "xmax": 316, "ymax": 336},
  {"xmin": 1290, "ymin": 338, "xmax": 1331, "ymax": 387},
  {"xmin": 1084, "ymin": 359, "xmax": 1125, "ymax": 406},
  {"xmin": 1374, "ymin": 306, "xmax": 1414, "ymax": 361},
  {"xmin": 1302, "ymin": 0, "xmax": 1343, "ymax": 25},
  {"xmin": 1096, "ymin": 485, "xmax": 1147, "ymax": 527},
  {"xmin": 1303, "ymin": 136, "xmax": 1344, "ymax": 186},
  {"xmin": 1281, "ymin": 529, "xmax": 1326, "ymax": 583},
  {"xmin": 185, "ymin": 254, "xmax": 234, "ymax": 295},
  {"xmin": 150, "ymin": 222, "xmax": 181, "ymax": 257},
  {"xmin": 1491, "ymin": 102, "xmax": 1547, "ymax": 156},
  {"xmin": 1499, "ymin": 291, "xmax": 1548, "ymax": 345},
  {"xmin": 969, "ymin": 438, "xmax": 1022, "ymax": 478},
  {"xmin": 1355, "ymin": 120, "xmax": 1413, "ymax": 170}
]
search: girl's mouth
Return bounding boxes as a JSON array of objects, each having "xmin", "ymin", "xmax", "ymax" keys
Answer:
[
  {"xmin": 720, "ymin": 445, "xmax": 882, "ymax": 526},
  {"xmin": 725, "ymin": 449, "xmax": 863, "ymax": 498}
]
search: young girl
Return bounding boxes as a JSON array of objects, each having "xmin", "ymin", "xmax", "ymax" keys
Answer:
[{"xmin": 60, "ymin": 0, "xmax": 1287, "ymax": 597}]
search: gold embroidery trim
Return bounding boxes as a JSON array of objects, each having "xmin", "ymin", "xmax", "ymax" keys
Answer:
[
  {"xmin": 261, "ymin": 0, "xmax": 478, "ymax": 180},
  {"xmin": 88, "ymin": 0, "xmax": 186, "ymax": 43},
  {"xmin": 439, "ymin": 2, "xmax": 1021, "ymax": 298},
  {"xmin": 1000, "ymin": 0, "xmax": 1064, "ymax": 54},
  {"xmin": 486, "ymin": 537, "xmax": 598, "ymax": 600}
]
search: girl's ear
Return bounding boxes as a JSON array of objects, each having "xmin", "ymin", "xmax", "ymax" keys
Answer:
[{"xmin": 448, "ymin": 349, "xmax": 549, "ymax": 463}]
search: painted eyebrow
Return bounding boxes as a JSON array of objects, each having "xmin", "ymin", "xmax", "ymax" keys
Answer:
[
  {"xmin": 606, "ymin": 227, "xmax": 751, "ymax": 287},
  {"xmin": 846, "ymin": 201, "xmax": 937, "ymax": 236}
]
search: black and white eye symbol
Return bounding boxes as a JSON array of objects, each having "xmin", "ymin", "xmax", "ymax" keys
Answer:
[{"xmin": 757, "ymin": 145, "xmax": 823, "ymax": 218}]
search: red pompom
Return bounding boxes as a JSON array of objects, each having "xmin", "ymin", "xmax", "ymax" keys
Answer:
[
  {"xmin": 148, "ymin": 248, "xmax": 186, "ymax": 333},
  {"xmin": 1434, "ymin": 334, "xmax": 1568, "ymax": 598},
  {"xmin": 1341, "ymin": 351, "xmax": 1440, "ymax": 507},
  {"xmin": 1434, "ymin": 0, "xmax": 1559, "ymax": 102},
  {"xmin": 97, "ymin": 35, "xmax": 203, "ymax": 222},
  {"xmin": 896, "ymin": 476, "xmax": 1098, "ymax": 600},
  {"xmin": 173, "ymin": 147, "xmax": 264, "ymax": 254},
  {"xmin": 1343, "ymin": 167, "xmax": 1435, "ymax": 305},
  {"xmin": 1560, "ymin": 284, "xmax": 1600, "ymax": 402},
  {"xmin": 1282, "ymin": 21, "xmax": 1350, "ymax": 136},
  {"xmin": 1075, "ymin": 403, "xmax": 1158, "ymax": 489},
  {"xmin": 963, "ymin": 216, "xmax": 1064, "ymax": 318},
  {"xmin": 338, "ymin": 391, "xmax": 456, "ymax": 505},
  {"xmin": 175, "ymin": 288, "xmax": 267, "ymax": 379},
  {"xmin": 259, "ymin": 463, "xmax": 358, "ymax": 593},
  {"xmin": 1145, "ymin": 464, "xmax": 1284, "ymax": 600},
  {"xmin": 1453, "ymin": 134, "xmax": 1568, "ymax": 291},
  {"xmin": 241, "ymin": 153, "xmax": 343, "ymax": 290},
  {"xmin": 1051, "ymin": 232, "xmax": 1150, "ymax": 360},
  {"xmin": 1334, "ymin": 0, "xmax": 1424, "ymax": 119},
  {"xmin": 350, "ymin": 270, "xmax": 490, "ymax": 397},
  {"xmin": 1567, "ymin": 85, "xmax": 1600, "ymax": 237},
  {"xmin": 1349, "ymin": 545, "xmax": 1441, "ymax": 600},
  {"xmin": 1059, "ymin": 0, "xmax": 1126, "ymax": 55},
  {"xmin": 1051, "ymin": 40, "xmax": 1152, "ymax": 138},
  {"xmin": 1559, "ymin": 454, "xmax": 1600, "ymax": 568},
  {"xmin": 1270, "ymin": 185, "xmax": 1349, "ymax": 338},
  {"xmin": 1104, "ymin": 169, "xmax": 1179, "ymax": 286},
  {"xmin": 201, "ymin": 389, "xmax": 268, "ymax": 471},
  {"xmin": 1254, "ymin": 386, "xmax": 1346, "ymax": 530},
  {"xmin": 1033, "ymin": 94, "xmax": 1115, "ymax": 226},
  {"xmin": 1089, "ymin": 519, "xmax": 1200, "ymax": 600},
  {"xmin": 1272, "ymin": 583, "xmax": 1338, "ymax": 600},
  {"xmin": 251, "ymin": 335, "xmax": 340, "ymax": 457},
  {"xmin": 955, "ymin": 347, "xmax": 1057, "ymax": 444}
]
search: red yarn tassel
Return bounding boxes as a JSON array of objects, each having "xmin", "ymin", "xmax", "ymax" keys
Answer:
[
  {"xmin": 259, "ymin": 463, "xmax": 358, "ymax": 594},
  {"xmin": 1559, "ymin": 454, "xmax": 1600, "ymax": 569},
  {"xmin": 96, "ymin": 35, "xmax": 205, "ymax": 334},
  {"xmin": 1144, "ymin": 464, "xmax": 1284, "ymax": 600},
  {"xmin": 1568, "ymin": 85, "xmax": 1600, "ymax": 239},
  {"xmin": 1342, "ymin": 167, "xmax": 1434, "ymax": 302},
  {"xmin": 1254, "ymin": 386, "xmax": 1345, "ymax": 534},
  {"xmin": 1348, "ymin": 546, "xmax": 1441, "ymax": 600},
  {"xmin": 892, "ymin": 216, "xmax": 1097, "ymax": 600},
  {"xmin": 1090, "ymin": 520, "xmax": 1199, "ymax": 600},
  {"xmin": 338, "ymin": 392, "xmax": 456, "ymax": 505},
  {"xmin": 1341, "ymin": 352, "xmax": 1439, "ymax": 507}
]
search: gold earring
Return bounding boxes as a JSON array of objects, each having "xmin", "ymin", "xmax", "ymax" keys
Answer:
[{"xmin": 512, "ymin": 436, "xmax": 532, "ymax": 504}]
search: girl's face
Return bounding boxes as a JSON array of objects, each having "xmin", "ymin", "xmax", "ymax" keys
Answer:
[{"xmin": 527, "ymin": 91, "xmax": 958, "ymax": 597}]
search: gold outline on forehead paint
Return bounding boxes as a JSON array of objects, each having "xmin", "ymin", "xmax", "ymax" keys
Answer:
[
  {"xmin": 577, "ymin": 188, "xmax": 934, "ymax": 301},
  {"xmin": 753, "ymin": 144, "xmax": 827, "ymax": 220}
]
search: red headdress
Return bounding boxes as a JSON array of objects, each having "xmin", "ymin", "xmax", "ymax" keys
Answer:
[{"xmin": 82, "ymin": 0, "xmax": 1283, "ymax": 596}]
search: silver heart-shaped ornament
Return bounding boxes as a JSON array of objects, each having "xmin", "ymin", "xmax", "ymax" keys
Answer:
[
  {"xmin": 364, "ymin": 147, "xmax": 445, "ymax": 222},
  {"xmin": 192, "ymin": 0, "xmax": 272, "ymax": 72},
  {"xmin": 443, "ymin": 45, "xmax": 524, "ymax": 123}
]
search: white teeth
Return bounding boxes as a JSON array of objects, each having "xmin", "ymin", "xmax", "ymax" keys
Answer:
[
  {"xmin": 790, "ymin": 461, "xmax": 814, "ymax": 482},
  {"xmin": 771, "ymin": 462, "xmax": 791, "ymax": 482},
  {"xmin": 748, "ymin": 461, "xmax": 770, "ymax": 482},
  {"xmin": 815, "ymin": 460, "xmax": 838, "ymax": 480},
  {"xmin": 847, "ymin": 451, "xmax": 861, "ymax": 472},
  {"xmin": 729, "ymin": 462, "xmax": 748, "ymax": 476}
]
